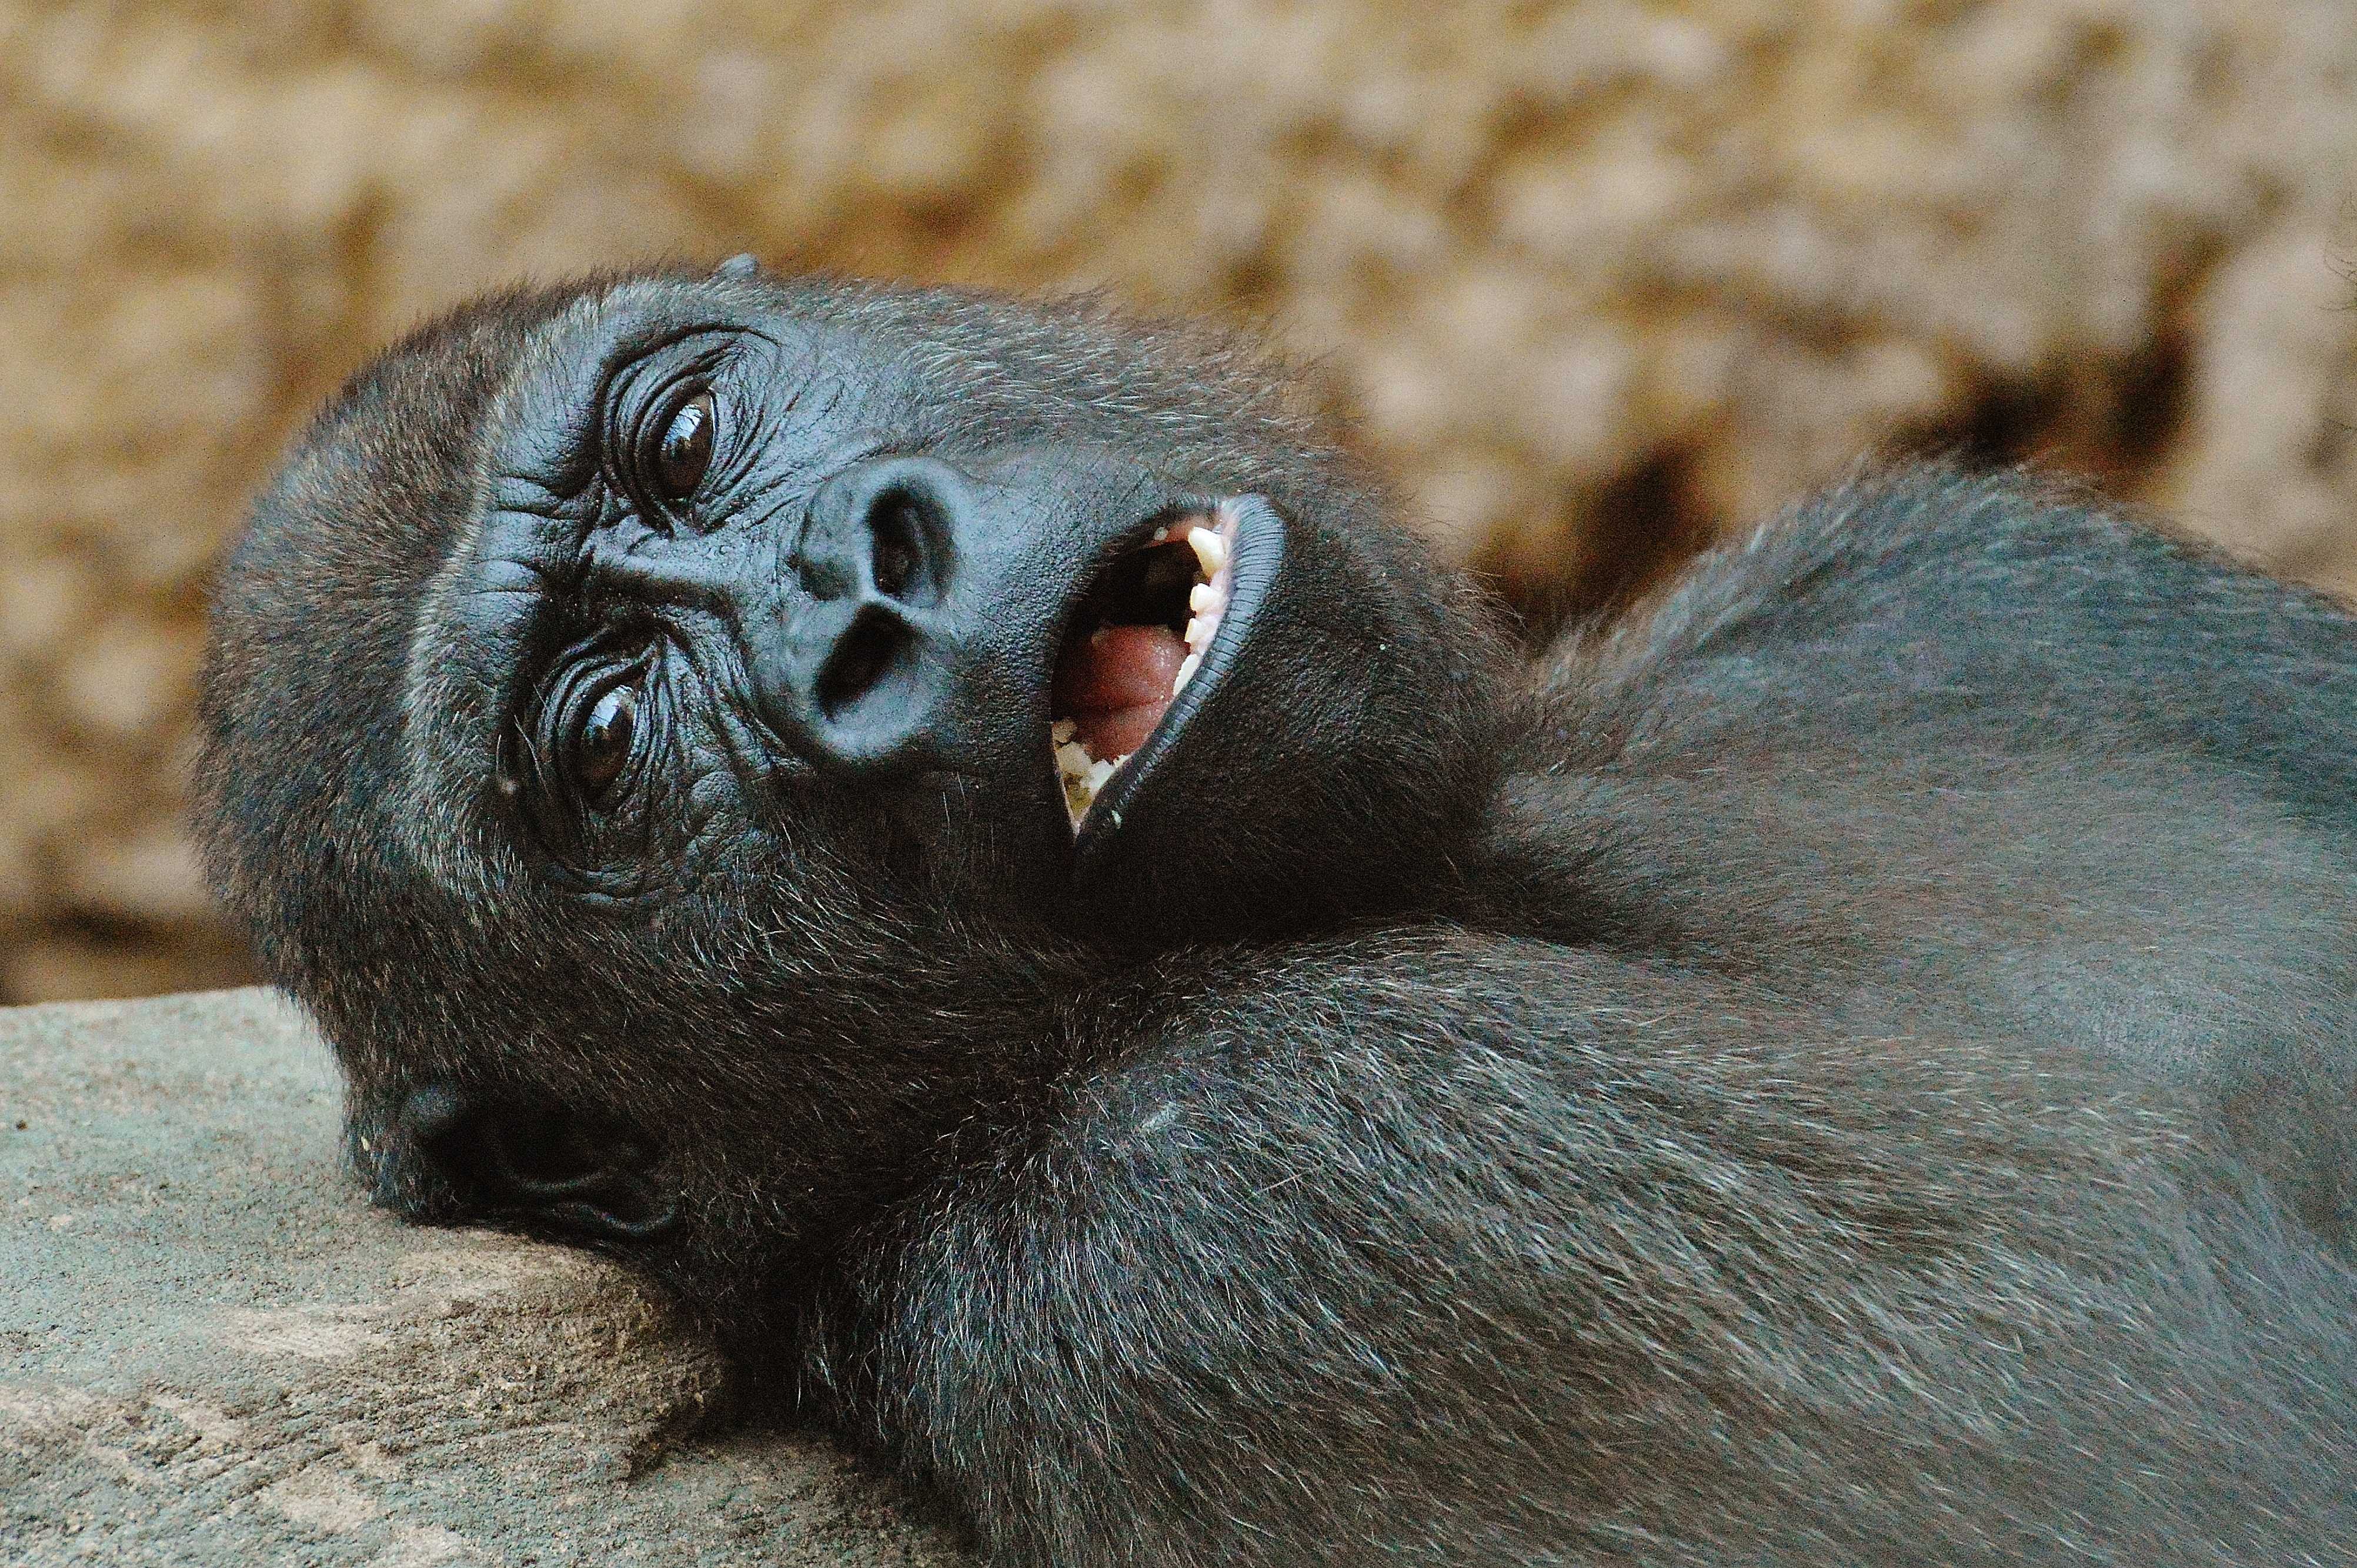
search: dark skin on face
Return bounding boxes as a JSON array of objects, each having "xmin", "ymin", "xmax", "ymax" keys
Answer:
[{"xmin": 200, "ymin": 262, "xmax": 2357, "ymax": 1565}]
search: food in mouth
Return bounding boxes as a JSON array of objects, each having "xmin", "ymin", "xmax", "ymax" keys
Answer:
[{"xmin": 1051, "ymin": 504, "xmax": 1240, "ymax": 827}]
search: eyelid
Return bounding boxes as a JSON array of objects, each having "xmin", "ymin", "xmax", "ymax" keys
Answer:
[
  {"xmin": 552, "ymin": 646, "xmax": 657, "ymax": 745},
  {"xmin": 517, "ymin": 638, "xmax": 657, "ymax": 797},
  {"xmin": 621, "ymin": 380, "xmax": 714, "ymax": 515},
  {"xmin": 600, "ymin": 337, "xmax": 740, "ymax": 523}
]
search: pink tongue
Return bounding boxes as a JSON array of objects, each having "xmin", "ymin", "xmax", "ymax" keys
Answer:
[{"xmin": 1053, "ymin": 624, "xmax": 1186, "ymax": 758}]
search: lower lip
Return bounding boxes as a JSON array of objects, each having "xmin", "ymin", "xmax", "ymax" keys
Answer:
[{"xmin": 1070, "ymin": 495, "xmax": 1287, "ymax": 863}]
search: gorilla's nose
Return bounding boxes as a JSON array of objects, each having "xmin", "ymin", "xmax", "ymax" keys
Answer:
[{"xmin": 750, "ymin": 456, "xmax": 969, "ymax": 774}]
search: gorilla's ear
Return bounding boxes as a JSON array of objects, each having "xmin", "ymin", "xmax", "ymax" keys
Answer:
[{"xmin": 384, "ymin": 1083, "xmax": 680, "ymax": 1241}]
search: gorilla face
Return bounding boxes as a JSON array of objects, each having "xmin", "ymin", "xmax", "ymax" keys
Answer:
[
  {"xmin": 199, "ymin": 268, "xmax": 1496, "ymax": 1307},
  {"xmin": 419, "ymin": 275, "xmax": 1485, "ymax": 932}
]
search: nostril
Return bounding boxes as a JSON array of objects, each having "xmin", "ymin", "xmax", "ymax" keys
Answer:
[
  {"xmin": 817, "ymin": 606, "xmax": 914, "ymax": 721},
  {"xmin": 872, "ymin": 496, "xmax": 920, "ymax": 599},
  {"xmin": 783, "ymin": 457, "xmax": 969, "ymax": 767},
  {"xmin": 866, "ymin": 485, "xmax": 947, "ymax": 606}
]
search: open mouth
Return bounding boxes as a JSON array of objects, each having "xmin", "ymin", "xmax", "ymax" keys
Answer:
[{"xmin": 1049, "ymin": 496, "xmax": 1281, "ymax": 841}]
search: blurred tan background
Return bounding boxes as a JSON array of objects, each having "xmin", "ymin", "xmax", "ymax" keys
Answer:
[{"xmin": 4, "ymin": 0, "xmax": 2356, "ymax": 1002}]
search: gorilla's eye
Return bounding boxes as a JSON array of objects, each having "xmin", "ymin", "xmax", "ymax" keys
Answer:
[
  {"xmin": 505, "ymin": 648, "xmax": 666, "ymax": 886},
  {"xmin": 652, "ymin": 390, "xmax": 716, "ymax": 500},
  {"xmin": 571, "ymin": 681, "xmax": 640, "ymax": 804}
]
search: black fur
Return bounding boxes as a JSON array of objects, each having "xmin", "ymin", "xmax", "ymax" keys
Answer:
[{"xmin": 198, "ymin": 266, "xmax": 2357, "ymax": 1564}]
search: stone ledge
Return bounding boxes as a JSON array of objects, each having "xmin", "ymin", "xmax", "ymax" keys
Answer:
[{"xmin": 0, "ymin": 988, "xmax": 964, "ymax": 1566}]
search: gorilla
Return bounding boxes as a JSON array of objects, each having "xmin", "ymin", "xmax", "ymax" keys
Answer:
[{"xmin": 197, "ymin": 260, "xmax": 2357, "ymax": 1565}]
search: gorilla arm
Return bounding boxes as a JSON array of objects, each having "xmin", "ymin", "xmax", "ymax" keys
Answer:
[{"xmin": 789, "ymin": 931, "xmax": 2357, "ymax": 1567}]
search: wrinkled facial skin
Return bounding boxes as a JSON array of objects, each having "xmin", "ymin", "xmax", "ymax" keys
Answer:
[{"xmin": 196, "ymin": 269, "xmax": 1500, "ymax": 1319}]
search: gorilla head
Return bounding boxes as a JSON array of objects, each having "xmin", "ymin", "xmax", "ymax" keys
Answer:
[{"xmin": 198, "ymin": 266, "xmax": 1496, "ymax": 1319}]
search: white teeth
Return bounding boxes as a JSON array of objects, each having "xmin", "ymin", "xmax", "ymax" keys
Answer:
[
  {"xmin": 1188, "ymin": 527, "xmax": 1226, "ymax": 577},
  {"xmin": 1053, "ymin": 511, "xmax": 1241, "ymax": 830},
  {"xmin": 1057, "ymin": 731, "xmax": 1133, "ymax": 827}
]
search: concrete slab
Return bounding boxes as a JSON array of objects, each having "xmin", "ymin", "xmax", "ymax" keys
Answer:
[{"xmin": 0, "ymin": 988, "xmax": 966, "ymax": 1566}]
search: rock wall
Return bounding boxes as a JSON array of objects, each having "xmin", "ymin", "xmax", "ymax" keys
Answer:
[{"xmin": 4, "ymin": 0, "xmax": 2356, "ymax": 1000}]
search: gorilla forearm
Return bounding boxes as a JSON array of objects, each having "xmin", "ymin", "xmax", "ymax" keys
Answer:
[{"xmin": 800, "ymin": 934, "xmax": 2357, "ymax": 1563}]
